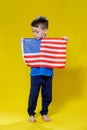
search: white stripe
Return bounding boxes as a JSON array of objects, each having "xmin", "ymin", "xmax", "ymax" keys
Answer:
[
  {"xmin": 24, "ymin": 52, "xmax": 66, "ymax": 57},
  {"xmin": 25, "ymin": 57, "xmax": 66, "ymax": 62},
  {"xmin": 41, "ymin": 52, "xmax": 66, "ymax": 57},
  {"xmin": 27, "ymin": 62, "xmax": 65, "ymax": 66},
  {"xmin": 40, "ymin": 48, "xmax": 66, "ymax": 52},
  {"xmin": 41, "ymin": 39, "xmax": 67, "ymax": 43},
  {"xmin": 41, "ymin": 43, "xmax": 66, "ymax": 47}
]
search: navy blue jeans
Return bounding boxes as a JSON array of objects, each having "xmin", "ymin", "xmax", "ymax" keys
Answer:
[{"xmin": 27, "ymin": 76, "xmax": 52, "ymax": 116}]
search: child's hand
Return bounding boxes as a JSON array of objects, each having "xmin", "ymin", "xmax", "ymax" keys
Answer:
[
  {"xmin": 62, "ymin": 36, "xmax": 68, "ymax": 42},
  {"xmin": 20, "ymin": 38, "xmax": 24, "ymax": 44}
]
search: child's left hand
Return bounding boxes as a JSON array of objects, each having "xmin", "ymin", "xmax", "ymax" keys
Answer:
[{"xmin": 62, "ymin": 36, "xmax": 68, "ymax": 42}]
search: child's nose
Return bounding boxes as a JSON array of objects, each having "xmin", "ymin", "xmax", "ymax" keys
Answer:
[{"xmin": 34, "ymin": 32, "xmax": 37, "ymax": 36}]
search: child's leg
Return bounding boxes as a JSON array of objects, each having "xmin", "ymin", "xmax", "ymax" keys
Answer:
[
  {"xmin": 40, "ymin": 76, "xmax": 52, "ymax": 121},
  {"xmin": 27, "ymin": 76, "xmax": 41, "ymax": 116}
]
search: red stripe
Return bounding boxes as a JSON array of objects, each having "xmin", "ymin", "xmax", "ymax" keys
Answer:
[
  {"xmin": 40, "ymin": 50, "xmax": 66, "ymax": 54},
  {"xmin": 27, "ymin": 64, "xmax": 65, "ymax": 68},
  {"xmin": 24, "ymin": 55, "xmax": 40, "ymax": 58},
  {"xmin": 41, "ymin": 42, "xmax": 67, "ymax": 45},
  {"xmin": 41, "ymin": 46, "xmax": 66, "ymax": 49},
  {"xmin": 42, "ymin": 38, "xmax": 67, "ymax": 40},
  {"xmin": 24, "ymin": 55, "xmax": 66, "ymax": 59},
  {"xmin": 25, "ymin": 60, "xmax": 66, "ymax": 64}
]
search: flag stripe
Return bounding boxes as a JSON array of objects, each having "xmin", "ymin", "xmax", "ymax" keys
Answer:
[
  {"xmin": 41, "ymin": 39, "xmax": 67, "ymax": 43},
  {"xmin": 26, "ymin": 62, "xmax": 65, "ymax": 66},
  {"xmin": 24, "ymin": 55, "xmax": 66, "ymax": 59},
  {"xmin": 25, "ymin": 60, "xmax": 66, "ymax": 64},
  {"xmin": 40, "ymin": 48, "xmax": 66, "ymax": 52},
  {"xmin": 24, "ymin": 52, "xmax": 66, "ymax": 57},
  {"xmin": 25, "ymin": 62, "xmax": 66, "ymax": 66},
  {"xmin": 41, "ymin": 43, "xmax": 67, "ymax": 47},
  {"xmin": 41, "ymin": 45, "xmax": 66, "ymax": 49},
  {"xmin": 24, "ymin": 58, "xmax": 66, "ymax": 62},
  {"xmin": 40, "ymin": 50, "xmax": 66, "ymax": 54},
  {"xmin": 27, "ymin": 64, "xmax": 65, "ymax": 68}
]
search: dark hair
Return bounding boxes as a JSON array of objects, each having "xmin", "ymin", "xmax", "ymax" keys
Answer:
[{"xmin": 31, "ymin": 16, "xmax": 48, "ymax": 29}]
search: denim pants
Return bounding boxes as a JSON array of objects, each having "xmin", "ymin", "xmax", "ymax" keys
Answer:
[{"xmin": 27, "ymin": 76, "xmax": 52, "ymax": 116}]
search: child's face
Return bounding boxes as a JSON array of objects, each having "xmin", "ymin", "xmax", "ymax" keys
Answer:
[{"xmin": 31, "ymin": 25, "xmax": 47, "ymax": 39}]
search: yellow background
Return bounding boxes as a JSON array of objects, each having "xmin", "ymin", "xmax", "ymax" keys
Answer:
[{"xmin": 0, "ymin": 0, "xmax": 87, "ymax": 130}]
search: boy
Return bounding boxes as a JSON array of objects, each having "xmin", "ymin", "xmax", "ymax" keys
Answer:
[
  {"xmin": 21, "ymin": 16, "xmax": 68, "ymax": 122},
  {"xmin": 27, "ymin": 16, "xmax": 53, "ymax": 122}
]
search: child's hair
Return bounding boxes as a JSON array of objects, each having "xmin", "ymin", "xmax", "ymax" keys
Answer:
[{"xmin": 31, "ymin": 16, "xmax": 48, "ymax": 29}]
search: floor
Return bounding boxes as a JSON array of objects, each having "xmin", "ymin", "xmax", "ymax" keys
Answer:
[{"xmin": 0, "ymin": 99, "xmax": 87, "ymax": 130}]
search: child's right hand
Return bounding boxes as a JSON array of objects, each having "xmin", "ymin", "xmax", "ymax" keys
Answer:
[{"xmin": 20, "ymin": 38, "xmax": 24, "ymax": 44}]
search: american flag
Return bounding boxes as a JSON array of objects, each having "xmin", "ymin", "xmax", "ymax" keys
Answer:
[{"xmin": 21, "ymin": 38, "xmax": 67, "ymax": 68}]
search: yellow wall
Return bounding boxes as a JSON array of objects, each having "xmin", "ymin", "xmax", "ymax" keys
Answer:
[{"xmin": 0, "ymin": 0, "xmax": 87, "ymax": 129}]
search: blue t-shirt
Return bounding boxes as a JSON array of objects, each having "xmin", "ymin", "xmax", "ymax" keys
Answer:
[{"xmin": 30, "ymin": 67, "xmax": 53, "ymax": 76}]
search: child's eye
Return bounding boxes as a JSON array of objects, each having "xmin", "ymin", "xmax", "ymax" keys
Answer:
[
  {"xmin": 36, "ymin": 31, "xmax": 39, "ymax": 33},
  {"xmin": 32, "ymin": 30, "xmax": 40, "ymax": 34}
]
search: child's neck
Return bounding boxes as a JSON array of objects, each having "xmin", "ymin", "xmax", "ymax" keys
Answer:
[{"xmin": 43, "ymin": 34, "xmax": 47, "ymax": 38}]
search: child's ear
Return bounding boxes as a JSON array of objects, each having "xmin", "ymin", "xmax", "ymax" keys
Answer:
[{"xmin": 44, "ymin": 28, "xmax": 48, "ymax": 34}]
